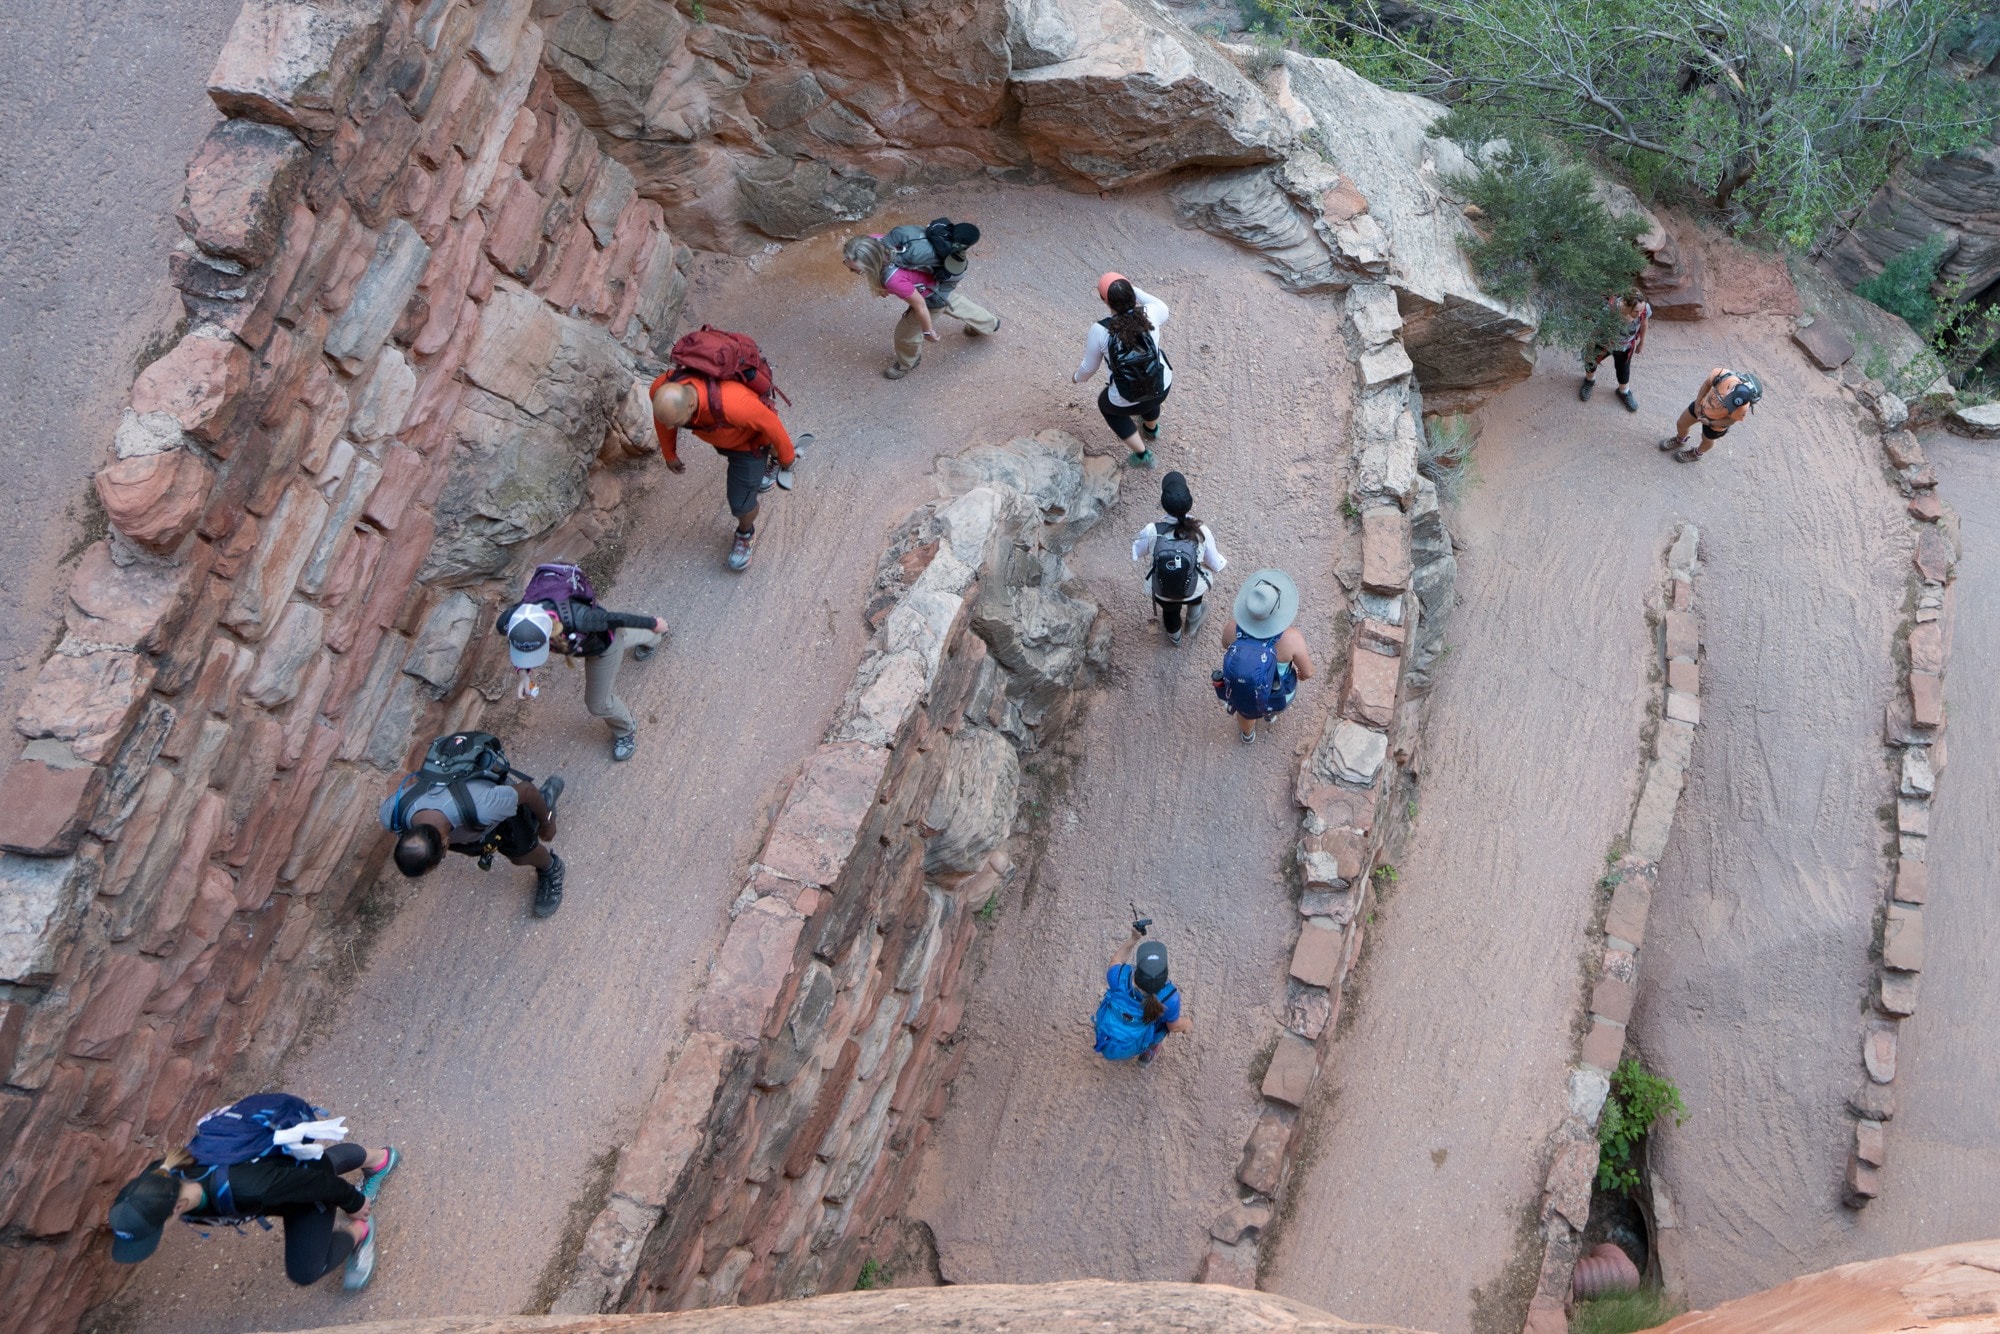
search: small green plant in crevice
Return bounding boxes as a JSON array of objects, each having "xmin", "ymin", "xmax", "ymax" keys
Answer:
[
  {"xmin": 1569, "ymin": 1286, "xmax": 1684, "ymax": 1334},
  {"xmin": 1371, "ymin": 863, "xmax": 1398, "ymax": 885},
  {"xmin": 1405, "ymin": 799, "xmax": 1419, "ymax": 821},
  {"xmin": 853, "ymin": 1259, "xmax": 888, "ymax": 1291},
  {"xmin": 1340, "ymin": 495, "xmax": 1361, "ymax": 520},
  {"xmin": 1597, "ymin": 1057, "xmax": 1688, "ymax": 1192},
  {"xmin": 976, "ymin": 892, "xmax": 1000, "ymax": 924}
]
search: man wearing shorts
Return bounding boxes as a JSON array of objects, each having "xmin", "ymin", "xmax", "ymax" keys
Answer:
[
  {"xmin": 1662, "ymin": 367, "xmax": 1762, "ymax": 463},
  {"xmin": 384, "ymin": 765, "xmax": 566, "ymax": 917},
  {"xmin": 649, "ymin": 374, "xmax": 800, "ymax": 571}
]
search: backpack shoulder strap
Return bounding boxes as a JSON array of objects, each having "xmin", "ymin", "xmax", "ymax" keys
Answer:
[{"xmin": 446, "ymin": 779, "xmax": 481, "ymax": 831}]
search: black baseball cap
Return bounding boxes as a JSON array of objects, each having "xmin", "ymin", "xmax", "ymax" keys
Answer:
[
  {"xmin": 108, "ymin": 1167, "xmax": 179, "ymax": 1263},
  {"xmin": 1134, "ymin": 940, "xmax": 1169, "ymax": 993},
  {"xmin": 1160, "ymin": 471, "xmax": 1193, "ymax": 518}
]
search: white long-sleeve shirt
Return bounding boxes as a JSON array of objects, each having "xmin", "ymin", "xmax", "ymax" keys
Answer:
[
  {"xmin": 1075, "ymin": 287, "xmax": 1173, "ymax": 408},
  {"xmin": 1133, "ymin": 516, "xmax": 1225, "ymax": 599}
]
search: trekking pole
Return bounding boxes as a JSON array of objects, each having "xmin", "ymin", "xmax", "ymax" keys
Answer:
[{"xmin": 1130, "ymin": 902, "xmax": 1151, "ymax": 936}]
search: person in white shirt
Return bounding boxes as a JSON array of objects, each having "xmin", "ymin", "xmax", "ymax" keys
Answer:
[
  {"xmin": 1074, "ymin": 273, "xmax": 1173, "ymax": 469},
  {"xmin": 1132, "ymin": 471, "xmax": 1226, "ymax": 644}
]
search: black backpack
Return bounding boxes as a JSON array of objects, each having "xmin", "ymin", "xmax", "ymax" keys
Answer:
[
  {"xmin": 1102, "ymin": 319, "xmax": 1168, "ymax": 401},
  {"xmin": 1149, "ymin": 521, "xmax": 1202, "ymax": 603},
  {"xmin": 378, "ymin": 732, "xmax": 519, "ymax": 834}
]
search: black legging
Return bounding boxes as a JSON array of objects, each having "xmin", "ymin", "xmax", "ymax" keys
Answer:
[
  {"xmin": 1586, "ymin": 347, "xmax": 1633, "ymax": 385},
  {"xmin": 1098, "ymin": 384, "xmax": 1170, "ymax": 442},
  {"xmin": 1156, "ymin": 595, "xmax": 1202, "ymax": 633},
  {"xmin": 282, "ymin": 1142, "xmax": 366, "ymax": 1285}
]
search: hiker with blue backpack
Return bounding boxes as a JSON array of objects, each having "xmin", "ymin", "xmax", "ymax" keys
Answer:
[
  {"xmin": 1093, "ymin": 912, "xmax": 1189, "ymax": 1066},
  {"xmin": 500, "ymin": 562, "xmax": 665, "ymax": 762},
  {"xmin": 380, "ymin": 730, "xmax": 567, "ymax": 917},
  {"xmin": 1132, "ymin": 470, "xmax": 1225, "ymax": 646},
  {"xmin": 1214, "ymin": 568, "xmax": 1317, "ymax": 744},
  {"xmin": 1073, "ymin": 273, "xmax": 1172, "ymax": 469},
  {"xmin": 108, "ymin": 1093, "xmax": 399, "ymax": 1292},
  {"xmin": 841, "ymin": 220, "xmax": 998, "ymax": 380}
]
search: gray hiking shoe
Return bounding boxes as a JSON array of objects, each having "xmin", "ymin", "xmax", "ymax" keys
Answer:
[
  {"xmin": 612, "ymin": 732, "xmax": 637, "ymax": 762},
  {"xmin": 538, "ymin": 776, "xmax": 564, "ymax": 819},
  {"xmin": 1617, "ymin": 387, "xmax": 1638, "ymax": 413},
  {"xmin": 884, "ymin": 355, "xmax": 920, "ymax": 380},
  {"xmin": 1579, "ymin": 377, "xmax": 1596, "ymax": 402},
  {"xmin": 533, "ymin": 854, "xmax": 566, "ymax": 918},
  {"xmin": 727, "ymin": 530, "xmax": 756, "ymax": 571},
  {"xmin": 343, "ymin": 1220, "xmax": 376, "ymax": 1291}
]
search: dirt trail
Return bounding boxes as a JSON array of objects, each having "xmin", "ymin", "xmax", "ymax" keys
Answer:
[
  {"xmin": 1618, "ymin": 326, "xmax": 1910, "ymax": 1303},
  {"xmin": 910, "ymin": 279, "xmax": 1352, "ymax": 1284},
  {"xmin": 1264, "ymin": 306, "xmax": 1906, "ymax": 1332},
  {"xmin": 112, "ymin": 187, "xmax": 1327, "ymax": 1331},
  {"xmin": 1649, "ymin": 429, "xmax": 2000, "ymax": 1294},
  {"xmin": 0, "ymin": 0, "xmax": 245, "ymax": 733}
]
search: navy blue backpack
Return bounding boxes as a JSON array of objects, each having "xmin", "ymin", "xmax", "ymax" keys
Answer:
[
  {"xmin": 186, "ymin": 1093, "xmax": 326, "ymax": 1165},
  {"xmin": 1215, "ymin": 632, "xmax": 1290, "ymax": 719}
]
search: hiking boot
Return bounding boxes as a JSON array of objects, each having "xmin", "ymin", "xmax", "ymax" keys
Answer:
[
  {"xmin": 1617, "ymin": 387, "xmax": 1638, "ymax": 413},
  {"xmin": 1136, "ymin": 1045, "xmax": 1160, "ymax": 1066},
  {"xmin": 727, "ymin": 529, "xmax": 756, "ymax": 572},
  {"xmin": 538, "ymin": 776, "xmax": 564, "ymax": 819},
  {"xmin": 884, "ymin": 355, "xmax": 920, "ymax": 380},
  {"xmin": 1167, "ymin": 627, "xmax": 1183, "ymax": 646},
  {"xmin": 342, "ymin": 1220, "xmax": 376, "ymax": 1291},
  {"xmin": 631, "ymin": 641, "xmax": 656, "ymax": 661},
  {"xmin": 1140, "ymin": 421, "xmax": 1162, "ymax": 445},
  {"xmin": 361, "ymin": 1147, "xmax": 401, "ymax": 1202},
  {"xmin": 533, "ymin": 854, "xmax": 566, "ymax": 918},
  {"xmin": 1673, "ymin": 445, "xmax": 1703, "ymax": 463},
  {"xmin": 612, "ymin": 732, "xmax": 637, "ymax": 762},
  {"xmin": 968, "ymin": 319, "xmax": 1000, "ymax": 336},
  {"xmin": 1579, "ymin": 377, "xmax": 1596, "ymax": 402},
  {"xmin": 1126, "ymin": 449, "xmax": 1155, "ymax": 469},
  {"xmin": 1658, "ymin": 436, "xmax": 1686, "ymax": 452}
]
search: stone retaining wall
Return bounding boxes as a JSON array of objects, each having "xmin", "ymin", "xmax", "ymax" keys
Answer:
[
  {"xmin": 1190, "ymin": 280, "xmax": 1459, "ymax": 1288},
  {"xmin": 1519, "ymin": 524, "xmax": 1704, "ymax": 1334},
  {"xmin": 0, "ymin": 1, "xmax": 691, "ymax": 1326},
  {"xmin": 551, "ymin": 434, "xmax": 1116, "ymax": 1314}
]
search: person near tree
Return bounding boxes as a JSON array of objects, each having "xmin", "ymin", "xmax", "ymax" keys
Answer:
[{"xmin": 1580, "ymin": 292, "xmax": 1651, "ymax": 411}]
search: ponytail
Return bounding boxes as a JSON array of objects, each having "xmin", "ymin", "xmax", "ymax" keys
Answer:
[
  {"xmin": 1172, "ymin": 514, "xmax": 1203, "ymax": 544},
  {"xmin": 1142, "ymin": 992, "xmax": 1165, "ymax": 1023},
  {"xmin": 1103, "ymin": 278, "xmax": 1154, "ymax": 343}
]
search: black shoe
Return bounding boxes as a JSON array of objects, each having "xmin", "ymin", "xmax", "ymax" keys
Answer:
[
  {"xmin": 1617, "ymin": 387, "xmax": 1638, "ymax": 413},
  {"xmin": 1579, "ymin": 378, "xmax": 1596, "ymax": 402},
  {"xmin": 539, "ymin": 775, "xmax": 564, "ymax": 819},
  {"xmin": 533, "ymin": 854, "xmax": 565, "ymax": 917},
  {"xmin": 631, "ymin": 642, "xmax": 655, "ymax": 661}
]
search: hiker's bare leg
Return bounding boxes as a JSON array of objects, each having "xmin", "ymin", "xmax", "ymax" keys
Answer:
[
  {"xmin": 736, "ymin": 500, "xmax": 758, "ymax": 535},
  {"xmin": 1236, "ymin": 716, "xmax": 1256, "ymax": 736},
  {"xmin": 1673, "ymin": 406, "xmax": 1698, "ymax": 444}
]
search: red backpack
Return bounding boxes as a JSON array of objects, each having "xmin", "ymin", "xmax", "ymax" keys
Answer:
[{"xmin": 652, "ymin": 326, "xmax": 789, "ymax": 452}]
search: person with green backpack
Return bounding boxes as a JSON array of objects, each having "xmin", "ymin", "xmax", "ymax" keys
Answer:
[
  {"xmin": 379, "ymin": 731, "xmax": 567, "ymax": 917},
  {"xmin": 1093, "ymin": 913, "xmax": 1190, "ymax": 1067}
]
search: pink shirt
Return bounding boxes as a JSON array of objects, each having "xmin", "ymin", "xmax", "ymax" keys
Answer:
[{"xmin": 873, "ymin": 234, "xmax": 937, "ymax": 301}]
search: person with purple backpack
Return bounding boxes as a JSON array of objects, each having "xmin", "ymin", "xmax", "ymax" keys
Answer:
[{"xmin": 499, "ymin": 563, "xmax": 665, "ymax": 762}]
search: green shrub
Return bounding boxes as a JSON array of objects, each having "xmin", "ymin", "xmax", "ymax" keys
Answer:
[
  {"xmin": 1570, "ymin": 1287, "xmax": 1684, "ymax": 1334},
  {"xmin": 1449, "ymin": 141, "xmax": 1648, "ymax": 353},
  {"xmin": 1855, "ymin": 235, "xmax": 1950, "ymax": 331},
  {"xmin": 1597, "ymin": 1057, "xmax": 1688, "ymax": 1192},
  {"xmin": 853, "ymin": 1259, "xmax": 887, "ymax": 1290}
]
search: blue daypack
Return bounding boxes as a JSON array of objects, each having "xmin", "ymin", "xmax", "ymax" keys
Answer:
[
  {"xmin": 1093, "ymin": 978, "xmax": 1177, "ymax": 1061},
  {"xmin": 1215, "ymin": 632, "xmax": 1292, "ymax": 719},
  {"xmin": 185, "ymin": 1093, "xmax": 326, "ymax": 1166}
]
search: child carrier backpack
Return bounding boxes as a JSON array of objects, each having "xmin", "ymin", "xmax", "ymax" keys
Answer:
[
  {"xmin": 1149, "ymin": 522, "xmax": 1202, "ymax": 603},
  {"xmin": 885, "ymin": 218, "xmax": 974, "ymax": 275},
  {"xmin": 1101, "ymin": 319, "xmax": 1168, "ymax": 401},
  {"xmin": 1093, "ymin": 977, "xmax": 1178, "ymax": 1060},
  {"xmin": 379, "ymin": 731, "xmax": 517, "ymax": 834},
  {"xmin": 1214, "ymin": 634, "xmax": 1289, "ymax": 719}
]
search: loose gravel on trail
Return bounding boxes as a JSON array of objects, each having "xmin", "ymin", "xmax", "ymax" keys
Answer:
[
  {"xmin": 113, "ymin": 187, "xmax": 1342, "ymax": 1331},
  {"xmin": 911, "ymin": 269, "xmax": 1353, "ymax": 1285}
]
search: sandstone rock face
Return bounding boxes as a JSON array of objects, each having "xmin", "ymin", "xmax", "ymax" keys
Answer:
[
  {"xmin": 1009, "ymin": 0, "xmax": 1288, "ymax": 186},
  {"xmin": 923, "ymin": 726, "xmax": 1020, "ymax": 875},
  {"xmin": 1823, "ymin": 136, "xmax": 2000, "ymax": 299},
  {"xmin": 207, "ymin": 0, "xmax": 391, "ymax": 136},
  {"xmin": 178, "ymin": 118, "xmax": 310, "ymax": 267},
  {"xmin": 1278, "ymin": 55, "xmax": 1535, "ymax": 408}
]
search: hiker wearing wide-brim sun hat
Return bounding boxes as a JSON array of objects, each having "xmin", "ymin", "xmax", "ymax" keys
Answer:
[{"xmin": 1214, "ymin": 568, "xmax": 1317, "ymax": 744}]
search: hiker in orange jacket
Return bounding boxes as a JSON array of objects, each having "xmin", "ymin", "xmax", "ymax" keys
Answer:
[{"xmin": 649, "ymin": 373, "xmax": 806, "ymax": 571}]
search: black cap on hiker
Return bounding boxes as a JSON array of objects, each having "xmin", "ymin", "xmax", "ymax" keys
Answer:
[
  {"xmin": 949, "ymin": 222, "xmax": 980, "ymax": 248},
  {"xmin": 109, "ymin": 1167, "xmax": 179, "ymax": 1263},
  {"xmin": 1134, "ymin": 940, "xmax": 1169, "ymax": 993},
  {"xmin": 1160, "ymin": 471, "xmax": 1192, "ymax": 518}
]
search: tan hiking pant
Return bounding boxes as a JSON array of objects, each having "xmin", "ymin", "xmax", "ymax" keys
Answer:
[
  {"xmin": 583, "ymin": 626, "xmax": 660, "ymax": 737},
  {"xmin": 893, "ymin": 291, "xmax": 1000, "ymax": 368}
]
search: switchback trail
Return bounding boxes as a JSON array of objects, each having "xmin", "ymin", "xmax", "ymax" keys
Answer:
[
  {"xmin": 911, "ymin": 283, "xmax": 1352, "ymax": 1283},
  {"xmin": 112, "ymin": 187, "xmax": 1338, "ymax": 1331},
  {"xmin": 1267, "ymin": 295, "xmax": 1906, "ymax": 1331}
]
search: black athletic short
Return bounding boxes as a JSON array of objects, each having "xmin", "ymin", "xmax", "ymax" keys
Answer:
[
  {"xmin": 450, "ymin": 807, "xmax": 539, "ymax": 860},
  {"xmin": 1685, "ymin": 402, "xmax": 1729, "ymax": 440},
  {"xmin": 1098, "ymin": 384, "xmax": 1170, "ymax": 443},
  {"xmin": 722, "ymin": 448, "xmax": 771, "ymax": 518}
]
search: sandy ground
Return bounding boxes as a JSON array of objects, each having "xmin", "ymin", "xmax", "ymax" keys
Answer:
[
  {"xmin": 1831, "ymin": 434, "xmax": 2000, "ymax": 1262},
  {"xmin": 910, "ymin": 274, "xmax": 1352, "ymax": 1284},
  {"xmin": 0, "ymin": 0, "xmax": 244, "ymax": 734},
  {"xmin": 1264, "ymin": 300, "xmax": 1908, "ymax": 1332},
  {"xmin": 1623, "ymin": 325, "xmax": 1910, "ymax": 1302},
  {"xmin": 109, "ymin": 185, "xmax": 1330, "ymax": 1330}
]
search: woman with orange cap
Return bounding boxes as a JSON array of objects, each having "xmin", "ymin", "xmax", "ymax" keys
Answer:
[{"xmin": 1073, "ymin": 273, "xmax": 1173, "ymax": 468}]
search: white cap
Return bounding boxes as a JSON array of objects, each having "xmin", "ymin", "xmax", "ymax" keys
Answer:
[{"xmin": 506, "ymin": 604, "xmax": 556, "ymax": 669}]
